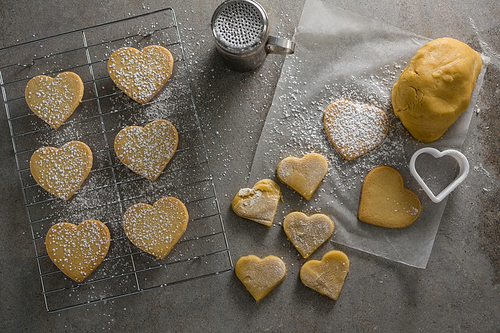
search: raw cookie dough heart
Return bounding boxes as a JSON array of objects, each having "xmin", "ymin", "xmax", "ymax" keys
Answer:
[
  {"xmin": 114, "ymin": 119, "xmax": 178, "ymax": 181},
  {"xmin": 358, "ymin": 166, "xmax": 421, "ymax": 228},
  {"xmin": 46, "ymin": 219, "xmax": 110, "ymax": 283},
  {"xmin": 108, "ymin": 45, "xmax": 174, "ymax": 104},
  {"xmin": 283, "ymin": 212, "xmax": 334, "ymax": 258},
  {"xmin": 300, "ymin": 250, "xmax": 349, "ymax": 300},
  {"xmin": 323, "ymin": 99, "xmax": 389, "ymax": 161},
  {"xmin": 122, "ymin": 196, "xmax": 189, "ymax": 259},
  {"xmin": 30, "ymin": 141, "xmax": 93, "ymax": 200},
  {"xmin": 25, "ymin": 72, "xmax": 84, "ymax": 129},
  {"xmin": 232, "ymin": 179, "xmax": 281, "ymax": 227},
  {"xmin": 235, "ymin": 255, "xmax": 286, "ymax": 301},
  {"xmin": 277, "ymin": 153, "xmax": 328, "ymax": 200}
]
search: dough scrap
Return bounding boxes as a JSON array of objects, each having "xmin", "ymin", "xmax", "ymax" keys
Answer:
[
  {"xmin": 235, "ymin": 255, "xmax": 286, "ymax": 301},
  {"xmin": 232, "ymin": 179, "xmax": 281, "ymax": 227},
  {"xmin": 277, "ymin": 153, "xmax": 328, "ymax": 200},
  {"xmin": 358, "ymin": 166, "xmax": 421, "ymax": 228},
  {"xmin": 283, "ymin": 212, "xmax": 334, "ymax": 258},
  {"xmin": 392, "ymin": 37, "xmax": 482, "ymax": 142}
]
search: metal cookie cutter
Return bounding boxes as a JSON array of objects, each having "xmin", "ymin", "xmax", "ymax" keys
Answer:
[
  {"xmin": 410, "ymin": 147, "xmax": 470, "ymax": 203},
  {"xmin": 211, "ymin": 0, "xmax": 296, "ymax": 72}
]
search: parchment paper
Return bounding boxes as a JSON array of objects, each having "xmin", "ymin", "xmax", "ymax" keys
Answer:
[{"xmin": 249, "ymin": 0, "xmax": 487, "ymax": 268}]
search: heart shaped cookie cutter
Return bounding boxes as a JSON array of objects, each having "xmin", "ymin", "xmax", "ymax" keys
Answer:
[{"xmin": 410, "ymin": 147, "xmax": 470, "ymax": 203}]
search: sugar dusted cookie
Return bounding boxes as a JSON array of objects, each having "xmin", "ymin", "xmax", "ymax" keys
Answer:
[
  {"xmin": 358, "ymin": 166, "xmax": 421, "ymax": 228},
  {"xmin": 108, "ymin": 45, "xmax": 174, "ymax": 104},
  {"xmin": 30, "ymin": 141, "xmax": 93, "ymax": 200},
  {"xmin": 25, "ymin": 72, "xmax": 84, "ymax": 129},
  {"xmin": 300, "ymin": 250, "xmax": 349, "ymax": 300},
  {"xmin": 232, "ymin": 179, "xmax": 281, "ymax": 227},
  {"xmin": 324, "ymin": 99, "xmax": 389, "ymax": 161},
  {"xmin": 283, "ymin": 212, "xmax": 334, "ymax": 258},
  {"xmin": 114, "ymin": 119, "xmax": 178, "ymax": 181},
  {"xmin": 235, "ymin": 255, "xmax": 286, "ymax": 301},
  {"xmin": 123, "ymin": 196, "xmax": 188, "ymax": 259},
  {"xmin": 46, "ymin": 220, "xmax": 110, "ymax": 283},
  {"xmin": 277, "ymin": 153, "xmax": 328, "ymax": 200}
]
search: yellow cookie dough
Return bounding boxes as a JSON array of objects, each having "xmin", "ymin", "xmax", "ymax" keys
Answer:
[
  {"xmin": 358, "ymin": 166, "xmax": 421, "ymax": 229},
  {"xmin": 235, "ymin": 255, "xmax": 286, "ymax": 301},
  {"xmin": 277, "ymin": 153, "xmax": 328, "ymax": 200},
  {"xmin": 283, "ymin": 212, "xmax": 334, "ymax": 258},
  {"xmin": 392, "ymin": 38, "xmax": 482, "ymax": 142},
  {"xmin": 300, "ymin": 250, "xmax": 349, "ymax": 300},
  {"xmin": 232, "ymin": 179, "xmax": 281, "ymax": 227}
]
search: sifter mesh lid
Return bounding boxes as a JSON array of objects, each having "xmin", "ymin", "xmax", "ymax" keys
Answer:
[{"xmin": 212, "ymin": 0, "xmax": 267, "ymax": 51}]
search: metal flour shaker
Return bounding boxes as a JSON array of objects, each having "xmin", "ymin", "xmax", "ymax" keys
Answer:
[{"xmin": 211, "ymin": 0, "xmax": 295, "ymax": 72}]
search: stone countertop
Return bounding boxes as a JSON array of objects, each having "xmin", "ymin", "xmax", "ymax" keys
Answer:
[{"xmin": 0, "ymin": 0, "xmax": 498, "ymax": 331}]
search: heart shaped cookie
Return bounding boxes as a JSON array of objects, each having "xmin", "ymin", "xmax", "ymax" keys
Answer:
[
  {"xmin": 300, "ymin": 250, "xmax": 349, "ymax": 300},
  {"xmin": 232, "ymin": 179, "xmax": 281, "ymax": 227},
  {"xmin": 108, "ymin": 45, "xmax": 174, "ymax": 104},
  {"xmin": 122, "ymin": 196, "xmax": 188, "ymax": 259},
  {"xmin": 235, "ymin": 255, "xmax": 286, "ymax": 301},
  {"xmin": 358, "ymin": 166, "xmax": 421, "ymax": 228},
  {"xmin": 324, "ymin": 99, "xmax": 389, "ymax": 161},
  {"xmin": 114, "ymin": 119, "xmax": 178, "ymax": 181},
  {"xmin": 30, "ymin": 141, "xmax": 93, "ymax": 200},
  {"xmin": 46, "ymin": 220, "xmax": 110, "ymax": 283},
  {"xmin": 283, "ymin": 212, "xmax": 334, "ymax": 258},
  {"xmin": 277, "ymin": 153, "xmax": 328, "ymax": 200},
  {"xmin": 25, "ymin": 72, "xmax": 84, "ymax": 129}
]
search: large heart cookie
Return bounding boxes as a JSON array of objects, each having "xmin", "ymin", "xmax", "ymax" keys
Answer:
[
  {"xmin": 46, "ymin": 220, "xmax": 110, "ymax": 283},
  {"xmin": 231, "ymin": 179, "xmax": 281, "ymax": 227},
  {"xmin": 122, "ymin": 196, "xmax": 188, "ymax": 259},
  {"xmin": 300, "ymin": 250, "xmax": 349, "ymax": 300},
  {"xmin": 358, "ymin": 166, "xmax": 421, "ymax": 228},
  {"xmin": 108, "ymin": 45, "xmax": 174, "ymax": 104},
  {"xmin": 324, "ymin": 99, "xmax": 389, "ymax": 161},
  {"xmin": 25, "ymin": 72, "xmax": 84, "ymax": 129},
  {"xmin": 114, "ymin": 119, "xmax": 178, "ymax": 181},
  {"xmin": 277, "ymin": 153, "xmax": 328, "ymax": 200},
  {"xmin": 30, "ymin": 141, "xmax": 93, "ymax": 200},
  {"xmin": 283, "ymin": 212, "xmax": 334, "ymax": 258},
  {"xmin": 235, "ymin": 255, "xmax": 286, "ymax": 301}
]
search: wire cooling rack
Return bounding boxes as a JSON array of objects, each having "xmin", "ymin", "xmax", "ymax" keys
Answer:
[{"xmin": 0, "ymin": 8, "xmax": 232, "ymax": 313}]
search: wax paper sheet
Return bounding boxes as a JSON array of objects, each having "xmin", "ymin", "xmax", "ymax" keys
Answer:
[{"xmin": 249, "ymin": 0, "xmax": 487, "ymax": 268}]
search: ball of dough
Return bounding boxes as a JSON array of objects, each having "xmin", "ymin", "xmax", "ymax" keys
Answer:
[{"xmin": 392, "ymin": 38, "xmax": 482, "ymax": 143}]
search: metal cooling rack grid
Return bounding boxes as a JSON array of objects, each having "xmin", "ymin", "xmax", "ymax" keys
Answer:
[{"xmin": 0, "ymin": 8, "xmax": 232, "ymax": 313}]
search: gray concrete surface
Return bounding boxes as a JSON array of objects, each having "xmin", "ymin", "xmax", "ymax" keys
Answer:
[{"xmin": 0, "ymin": 0, "xmax": 499, "ymax": 332}]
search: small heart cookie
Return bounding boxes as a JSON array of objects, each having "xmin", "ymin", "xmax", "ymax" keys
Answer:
[
  {"xmin": 46, "ymin": 220, "xmax": 110, "ymax": 283},
  {"xmin": 30, "ymin": 141, "xmax": 93, "ymax": 200},
  {"xmin": 232, "ymin": 179, "xmax": 281, "ymax": 227},
  {"xmin": 324, "ymin": 99, "xmax": 389, "ymax": 161},
  {"xmin": 114, "ymin": 119, "xmax": 178, "ymax": 181},
  {"xmin": 235, "ymin": 255, "xmax": 286, "ymax": 301},
  {"xmin": 277, "ymin": 153, "xmax": 328, "ymax": 200},
  {"xmin": 25, "ymin": 72, "xmax": 84, "ymax": 129},
  {"xmin": 123, "ymin": 196, "xmax": 189, "ymax": 259},
  {"xmin": 300, "ymin": 250, "xmax": 349, "ymax": 300},
  {"xmin": 283, "ymin": 212, "xmax": 334, "ymax": 258},
  {"xmin": 358, "ymin": 166, "xmax": 421, "ymax": 228},
  {"xmin": 108, "ymin": 45, "xmax": 174, "ymax": 104}
]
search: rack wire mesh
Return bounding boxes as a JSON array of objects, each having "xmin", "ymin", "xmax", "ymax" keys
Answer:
[{"xmin": 0, "ymin": 8, "xmax": 232, "ymax": 313}]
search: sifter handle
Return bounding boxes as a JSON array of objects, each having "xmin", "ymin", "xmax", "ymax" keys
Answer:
[{"xmin": 266, "ymin": 36, "xmax": 295, "ymax": 54}]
